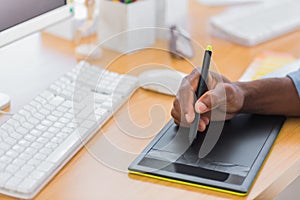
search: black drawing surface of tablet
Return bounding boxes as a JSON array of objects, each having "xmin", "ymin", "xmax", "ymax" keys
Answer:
[{"xmin": 129, "ymin": 114, "xmax": 285, "ymax": 195}]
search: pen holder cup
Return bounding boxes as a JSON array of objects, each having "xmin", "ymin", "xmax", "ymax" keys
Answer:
[
  {"xmin": 155, "ymin": 0, "xmax": 189, "ymax": 39},
  {"xmin": 98, "ymin": 0, "xmax": 156, "ymax": 53}
]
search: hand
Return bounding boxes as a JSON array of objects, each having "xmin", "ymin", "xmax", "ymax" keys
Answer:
[{"xmin": 171, "ymin": 68, "xmax": 245, "ymax": 132}]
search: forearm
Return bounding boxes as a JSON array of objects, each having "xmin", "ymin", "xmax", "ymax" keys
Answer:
[{"xmin": 235, "ymin": 77, "xmax": 300, "ymax": 116}]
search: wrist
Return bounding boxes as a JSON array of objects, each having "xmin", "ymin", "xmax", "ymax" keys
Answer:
[{"xmin": 233, "ymin": 81, "xmax": 249, "ymax": 113}]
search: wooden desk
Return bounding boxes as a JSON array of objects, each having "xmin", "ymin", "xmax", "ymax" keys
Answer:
[{"xmin": 1, "ymin": 0, "xmax": 300, "ymax": 199}]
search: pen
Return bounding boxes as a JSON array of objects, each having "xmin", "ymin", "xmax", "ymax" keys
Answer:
[{"xmin": 188, "ymin": 45, "xmax": 212, "ymax": 143}]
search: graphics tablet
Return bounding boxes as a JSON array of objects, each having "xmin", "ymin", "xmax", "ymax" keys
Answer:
[{"xmin": 128, "ymin": 114, "xmax": 285, "ymax": 196}]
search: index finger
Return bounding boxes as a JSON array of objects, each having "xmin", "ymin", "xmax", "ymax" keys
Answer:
[{"xmin": 179, "ymin": 68, "xmax": 201, "ymax": 123}]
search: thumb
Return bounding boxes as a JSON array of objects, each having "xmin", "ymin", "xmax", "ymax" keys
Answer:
[{"xmin": 195, "ymin": 86, "xmax": 225, "ymax": 114}]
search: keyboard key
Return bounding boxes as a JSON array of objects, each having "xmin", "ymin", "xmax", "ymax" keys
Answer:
[
  {"xmin": 29, "ymin": 101, "xmax": 42, "ymax": 110},
  {"xmin": 40, "ymin": 90, "xmax": 55, "ymax": 101},
  {"xmin": 67, "ymin": 122, "xmax": 77, "ymax": 128},
  {"xmin": 19, "ymin": 153, "xmax": 31, "ymax": 162},
  {"xmin": 48, "ymin": 127, "xmax": 60, "ymax": 134},
  {"xmin": 64, "ymin": 112, "xmax": 74, "ymax": 119},
  {"xmin": 28, "ymin": 117, "xmax": 40, "ymax": 125},
  {"xmin": 0, "ymin": 142, "xmax": 11, "ymax": 151},
  {"xmin": 19, "ymin": 109, "xmax": 32, "ymax": 119},
  {"xmin": 34, "ymin": 153, "xmax": 47, "ymax": 160},
  {"xmin": 22, "ymin": 122, "xmax": 34, "ymax": 130},
  {"xmin": 61, "ymin": 100, "xmax": 73, "ymax": 108},
  {"xmin": 1, "ymin": 124, "xmax": 14, "ymax": 133},
  {"xmin": 53, "ymin": 122, "xmax": 64, "ymax": 129},
  {"xmin": 35, "ymin": 96, "xmax": 48, "ymax": 105},
  {"xmin": 16, "ymin": 126, "xmax": 29, "ymax": 135},
  {"xmin": 5, "ymin": 176, "xmax": 22, "ymax": 190},
  {"xmin": 61, "ymin": 127, "xmax": 74, "ymax": 134},
  {"xmin": 52, "ymin": 110, "xmax": 63, "ymax": 117},
  {"xmin": 77, "ymin": 107, "xmax": 93, "ymax": 119},
  {"xmin": 46, "ymin": 133, "xmax": 78, "ymax": 164},
  {"xmin": 10, "ymin": 132, "xmax": 23, "ymax": 140},
  {"xmin": 57, "ymin": 106, "xmax": 69, "ymax": 113},
  {"xmin": 49, "ymin": 96, "xmax": 64, "ymax": 107},
  {"xmin": 18, "ymin": 139, "xmax": 31, "ymax": 147},
  {"xmin": 37, "ymin": 137, "xmax": 49, "ymax": 144},
  {"xmin": 0, "ymin": 162, "xmax": 7, "ymax": 171},
  {"xmin": 6, "ymin": 119, "xmax": 21, "ymax": 128},
  {"xmin": 24, "ymin": 147, "xmax": 38, "ymax": 155},
  {"xmin": 0, "ymin": 149, "xmax": 4, "ymax": 157},
  {"xmin": 27, "ymin": 158, "xmax": 42, "ymax": 167},
  {"xmin": 23, "ymin": 105, "xmax": 38, "ymax": 115},
  {"xmin": 6, "ymin": 150, "xmax": 18, "ymax": 159},
  {"xmin": 45, "ymin": 142, "xmax": 58, "ymax": 150},
  {"xmin": 40, "ymin": 148, "xmax": 52, "ymax": 155},
  {"xmin": 12, "ymin": 145, "xmax": 25, "ymax": 153},
  {"xmin": 39, "ymin": 108, "xmax": 50, "ymax": 116},
  {"xmin": 42, "ymin": 132, "xmax": 54, "ymax": 139},
  {"xmin": 29, "ymin": 171, "xmax": 45, "ymax": 180},
  {"xmin": 94, "ymin": 93, "xmax": 110, "ymax": 104},
  {"xmin": 21, "ymin": 165, "xmax": 35, "ymax": 174},
  {"xmin": 61, "ymin": 90, "xmax": 73, "ymax": 100},
  {"xmin": 31, "ymin": 142, "xmax": 44, "ymax": 150},
  {"xmin": 57, "ymin": 132, "xmax": 68, "ymax": 139},
  {"xmin": 59, "ymin": 117, "xmax": 70, "ymax": 124},
  {"xmin": 81, "ymin": 120, "xmax": 97, "ymax": 129},
  {"xmin": 24, "ymin": 134, "xmax": 37, "ymax": 142},
  {"xmin": 6, "ymin": 164, "xmax": 20, "ymax": 174},
  {"xmin": 14, "ymin": 170, "xmax": 30, "ymax": 179},
  {"xmin": 34, "ymin": 112, "xmax": 45, "ymax": 121},
  {"xmin": 41, "ymin": 119, "xmax": 53, "ymax": 127},
  {"xmin": 0, "ymin": 156, "xmax": 13, "ymax": 164},
  {"xmin": 18, "ymin": 178, "xmax": 38, "ymax": 193},
  {"xmin": 0, "ymin": 128, "xmax": 9, "ymax": 138},
  {"xmin": 47, "ymin": 115, "xmax": 58, "ymax": 122},
  {"xmin": 50, "ymin": 137, "xmax": 60, "ymax": 144},
  {"xmin": 44, "ymin": 104, "xmax": 55, "ymax": 111},
  {"xmin": 36, "ymin": 124, "xmax": 47, "ymax": 132},
  {"xmin": 37, "ymin": 162, "xmax": 54, "ymax": 173},
  {"xmin": 0, "ymin": 172, "xmax": 12, "ymax": 187},
  {"xmin": 12, "ymin": 159, "xmax": 26, "ymax": 168},
  {"xmin": 12, "ymin": 114, "xmax": 27, "ymax": 123},
  {"xmin": 30, "ymin": 129, "xmax": 42, "ymax": 137},
  {"xmin": 4, "ymin": 137, "xmax": 17, "ymax": 146}
]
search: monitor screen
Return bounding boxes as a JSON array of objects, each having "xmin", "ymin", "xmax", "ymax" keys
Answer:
[
  {"xmin": 0, "ymin": 0, "xmax": 66, "ymax": 32},
  {"xmin": 0, "ymin": 0, "xmax": 71, "ymax": 47}
]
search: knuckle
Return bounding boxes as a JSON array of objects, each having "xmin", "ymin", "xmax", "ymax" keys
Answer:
[
  {"xmin": 224, "ymin": 84, "xmax": 237, "ymax": 103},
  {"xmin": 171, "ymin": 108, "xmax": 177, "ymax": 118},
  {"xmin": 174, "ymin": 120, "xmax": 180, "ymax": 126},
  {"xmin": 173, "ymin": 98, "xmax": 180, "ymax": 110},
  {"xmin": 205, "ymin": 91, "xmax": 218, "ymax": 108}
]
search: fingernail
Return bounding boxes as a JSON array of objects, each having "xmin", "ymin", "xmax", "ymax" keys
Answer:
[
  {"xmin": 198, "ymin": 124, "xmax": 205, "ymax": 132},
  {"xmin": 196, "ymin": 102, "xmax": 208, "ymax": 113},
  {"xmin": 204, "ymin": 118, "xmax": 210, "ymax": 125},
  {"xmin": 185, "ymin": 114, "xmax": 193, "ymax": 123}
]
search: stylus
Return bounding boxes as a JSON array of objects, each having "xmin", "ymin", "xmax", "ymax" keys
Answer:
[{"xmin": 188, "ymin": 45, "xmax": 212, "ymax": 143}]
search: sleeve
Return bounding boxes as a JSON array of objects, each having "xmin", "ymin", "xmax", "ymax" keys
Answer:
[{"xmin": 287, "ymin": 68, "xmax": 300, "ymax": 98}]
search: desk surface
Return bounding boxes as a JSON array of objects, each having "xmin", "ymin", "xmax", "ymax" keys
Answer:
[{"xmin": 1, "ymin": 0, "xmax": 300, "ymax": 199}]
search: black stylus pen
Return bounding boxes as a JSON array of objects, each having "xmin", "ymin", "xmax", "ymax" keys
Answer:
[{"xmin": 188, "ymin": 45, "xmax": 212, "ymax": 143}]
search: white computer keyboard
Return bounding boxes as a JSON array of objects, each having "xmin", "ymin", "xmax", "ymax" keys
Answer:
[
  {"xmin": 0, "ymin": 61, "xmax": 138, "ymax": 199},
  {"xmin": 210, "ymin": 0, "xmax": 300, "ymax": 46}
]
